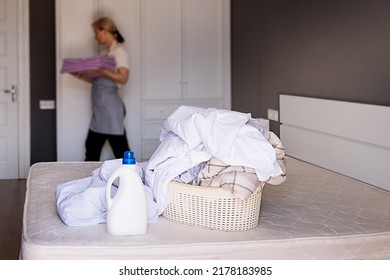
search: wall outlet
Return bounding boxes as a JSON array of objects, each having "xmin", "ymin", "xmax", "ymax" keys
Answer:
[
  {"xmin": 39, "ymin": 100, "xmax": 56, "ymax": 110},
  {"xmin": 267, "ymin": 109, "xmax": 279, "ymax": 122}
]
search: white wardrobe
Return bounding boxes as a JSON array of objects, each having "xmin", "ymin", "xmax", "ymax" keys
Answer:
[{"xmin": 56, "ymin": 0, "xmax": 231, "ymax": 161}]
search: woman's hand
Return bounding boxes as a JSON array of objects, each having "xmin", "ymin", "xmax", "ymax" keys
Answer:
[
  {"xmin": 70, "ymin": 72, "xmax": 93, "ymax": 83},
  {"xmin": 71, "ymin": 72, "xmax": 82, "ymax": 79}
]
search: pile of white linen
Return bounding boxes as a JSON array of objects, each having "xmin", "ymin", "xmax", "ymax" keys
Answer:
[
  {"xmin": 56, "ymin": 106, "xmax": 285, "ymax": 226},
  {"xmin": 146, "ymin": 106, "xmax": 284, "ymax": 215}
]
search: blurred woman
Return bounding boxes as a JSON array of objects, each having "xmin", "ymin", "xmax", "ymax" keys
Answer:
[{"xmin": 73, "ymin": 16, "xmax": 130, "ymax": 161}]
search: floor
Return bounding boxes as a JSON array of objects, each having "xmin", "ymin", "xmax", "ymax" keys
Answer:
[{"xmin": 0, "ymin": 179, "xmax": 26, "ymax": 260}]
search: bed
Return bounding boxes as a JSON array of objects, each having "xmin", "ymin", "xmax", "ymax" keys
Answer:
[{"xmin": 20, "ymin": 95, "xmax": 390, "ymax": 259}]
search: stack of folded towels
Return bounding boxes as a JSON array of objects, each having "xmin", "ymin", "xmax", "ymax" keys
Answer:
[{"xmin": 60, "ymin": 55, "xmax": 116, "ymax": 77}]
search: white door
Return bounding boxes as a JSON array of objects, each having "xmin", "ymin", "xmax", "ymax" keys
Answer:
[
  {"xmin": 142, "ymin": 0, "xmax": 182, "ymax": 100},
  {"xmin": 0, "ymin": 0, "xmax": 18, "ymax": 179},
  {"xmin": 184, "ymin": 0, "xmax": 225, "ymax": 99}
]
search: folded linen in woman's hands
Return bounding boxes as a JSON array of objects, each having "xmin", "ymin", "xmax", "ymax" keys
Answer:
[{"xmin": 60, "ymin": 55, "xmax": 116, "ymax": 77}]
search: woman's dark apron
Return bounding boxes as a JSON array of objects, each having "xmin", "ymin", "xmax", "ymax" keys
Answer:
[{"xmin": 89, "ymin": 77, "xmax": 125, "ymax": 135}]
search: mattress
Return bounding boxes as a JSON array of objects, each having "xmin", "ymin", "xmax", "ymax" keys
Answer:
[{"xmin": 21, "ymin": 157, "xmax": 390, "ymax": 259}]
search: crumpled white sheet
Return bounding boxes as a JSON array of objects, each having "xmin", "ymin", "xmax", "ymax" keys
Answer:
[
  {"xmin": 56, "ymin": 106, "xmax": 284, "ymax": 226},
  {"xmin": 56, "ymin": 160, "xmax": 158, "ymax": 226}
]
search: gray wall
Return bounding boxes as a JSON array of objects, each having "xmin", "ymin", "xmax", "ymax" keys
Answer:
[
  {"xmin": 232, "ymin": 0, "xmax": 390, "ymax": 134},
  {"xmin": 29, "ymin": 0, "xmax": 390, "ymax": 163}
]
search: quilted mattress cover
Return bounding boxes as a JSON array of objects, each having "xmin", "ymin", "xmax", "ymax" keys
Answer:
[{"xmin": 21, "ymin": 157, "xmax": 390, "ymax": 259}]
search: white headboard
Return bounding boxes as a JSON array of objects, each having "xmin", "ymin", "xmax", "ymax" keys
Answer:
[{"xmin": 280, "ymin": 94, "xmax": 390, "ymax": 191}]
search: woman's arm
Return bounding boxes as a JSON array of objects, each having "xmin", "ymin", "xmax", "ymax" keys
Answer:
[{"xmin": 100, "ymin": 66, "xmax": 129, "ymax": 85}]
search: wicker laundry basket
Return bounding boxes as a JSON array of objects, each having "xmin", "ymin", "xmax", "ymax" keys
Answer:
[{"xmin": 162, "ymin": 181, "xmax": 265, "ymax": 231}]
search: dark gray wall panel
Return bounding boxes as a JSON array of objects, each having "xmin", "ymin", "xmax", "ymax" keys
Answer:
[
  {"xmin": 30, "ymin": 0, "xmax": 57, "ymax": 164},
  {"xmin": 232, "ymin": 0, "xmax": 390, "ymax": 134}
]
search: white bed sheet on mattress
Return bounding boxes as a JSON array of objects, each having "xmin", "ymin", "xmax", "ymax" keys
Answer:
[{"xmin": 21, "ymin": 157, "xmax": 390, "ymax": 259}]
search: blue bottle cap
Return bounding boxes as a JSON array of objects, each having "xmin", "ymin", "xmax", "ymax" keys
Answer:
[{"xmin": 122, "ymin": 151, "xmax": 136, "ymax": 165}]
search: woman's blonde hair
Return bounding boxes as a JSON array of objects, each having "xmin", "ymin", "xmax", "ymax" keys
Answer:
[{"xmin": 92, "ymin": 17, "xmax": 125, "ymax": 43}]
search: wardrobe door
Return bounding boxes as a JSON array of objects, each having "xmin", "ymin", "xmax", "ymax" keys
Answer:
[
  {"xmin": 183, "ymin": 0, "xmax": 228, "ymax": 100},
  {"xmin": 140, "ymin": 0, "xmax": 183, "ymax": 160},
  {"xmin": 139, "ymin": 0, "xmax": 231, "ymax": 161},
  {"xmin": 141, "ymin": 0, "xmax": 182, "ymax": 100}
]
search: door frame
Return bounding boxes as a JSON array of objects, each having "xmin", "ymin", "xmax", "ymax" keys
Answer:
[{"xmin": 16, "ymin": 0, "xmax": 30, "ymax": 178}]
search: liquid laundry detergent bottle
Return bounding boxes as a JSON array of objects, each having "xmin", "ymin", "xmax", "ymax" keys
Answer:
[{"xmin": 106, "ymin": 151, "xmax": 147, "ymax": 235}]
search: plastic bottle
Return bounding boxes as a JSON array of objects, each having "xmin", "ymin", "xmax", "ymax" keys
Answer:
[{"xmin": 106, "ymin": 151, "xmax": 147, "ymax": 235}]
